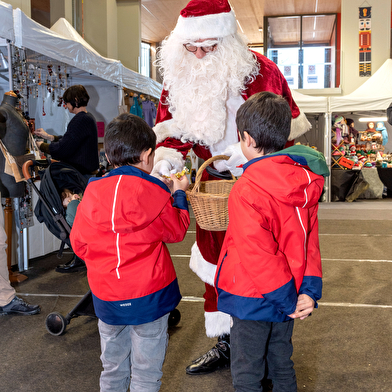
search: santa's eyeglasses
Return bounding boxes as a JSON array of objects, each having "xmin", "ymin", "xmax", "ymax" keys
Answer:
[{"xmin": 183, "ymin": 43, "xmax": 218, "ymax": 53}]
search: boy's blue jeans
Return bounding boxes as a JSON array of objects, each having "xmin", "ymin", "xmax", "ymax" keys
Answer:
[
  {"xmin": 231, "ymin": 317, "xmax": 297, "ymax": 392},
  {"xmin": 98, "ymin": 313, "xmax": 169, "ymax": 392}
]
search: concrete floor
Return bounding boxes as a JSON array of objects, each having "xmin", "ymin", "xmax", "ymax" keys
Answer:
[{"xmin": 1, "ymin": 199, "xmax": 392, "ymax": 391}]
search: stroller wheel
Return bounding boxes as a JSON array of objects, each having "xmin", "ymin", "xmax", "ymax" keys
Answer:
[
  {"xmin": 168, "ymin": 308, "xmax": 181, "ymax": 327},
  {"xmin": 45, "ymin": 312, "xmax": 69, "ymax": 336}
]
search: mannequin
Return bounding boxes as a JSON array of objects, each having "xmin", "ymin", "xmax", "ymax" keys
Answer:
[
  {"xmin": 0, "ymin": 91, "xmax": 31, "ymax": 284},
  {"xmin": 0, "ymin": 91, "xmax": 29, "ymax": 198}
]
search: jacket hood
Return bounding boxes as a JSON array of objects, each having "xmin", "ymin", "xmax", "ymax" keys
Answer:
[
  {"xmin": 80, "ymin": 166, "xmax": 172, "ymax": 234},
  {"xmin": 242, "ymin": 145, "xmax": 329, "ymax": 208}
]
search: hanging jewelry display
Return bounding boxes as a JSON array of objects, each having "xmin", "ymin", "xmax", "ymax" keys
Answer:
[
  {"xmin": 10, "ymin": 44, "xmax": 69, "ymax": 120},
  {"xmin": 11, "ymin": 45, "xmax": 29, "ymax": 116},
  {"xmin": 42, "ymin": 84, "xmax": 46, "ymax": 116}
]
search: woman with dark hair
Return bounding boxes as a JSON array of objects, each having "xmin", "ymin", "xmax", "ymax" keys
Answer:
[{"xmin": 35, "ymin": 85, "xmax": 99, "ymax": 176}]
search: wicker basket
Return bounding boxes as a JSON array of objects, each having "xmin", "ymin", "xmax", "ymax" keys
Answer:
[{"xmin": 186, "ymin": 155, "xmax": 236, "ymax": 231}]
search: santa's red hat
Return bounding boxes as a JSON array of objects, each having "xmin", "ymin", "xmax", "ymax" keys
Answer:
[{"xmin": 173, "ymin": 0, "xmax": 237, "ymax": 40}]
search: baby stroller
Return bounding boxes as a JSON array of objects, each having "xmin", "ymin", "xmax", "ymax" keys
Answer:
[
  {"xmin": 23, "ymin": 159, "xmax": 94, "ymax": 336},
  {"xmin": 22, "ymin": 159, "xmax": 181, "ymax": 336}
]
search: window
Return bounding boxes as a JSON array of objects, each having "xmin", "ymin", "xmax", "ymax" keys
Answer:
[
  {"xmin": 140, "ymin": 42, "xmax": 151, "ymax": 78},
  {"xmin": 264, "ymin": 14, "xmax": 337, "ymax": 89}
]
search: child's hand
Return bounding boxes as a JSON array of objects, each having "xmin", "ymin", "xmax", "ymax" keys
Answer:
[
  {"xmin": 170, "ymin": 173, "xmax": 189, "ymax": 193},
  {"xmin": 288, "ymin": 294, "xmax": 315, "ymax": 320}
]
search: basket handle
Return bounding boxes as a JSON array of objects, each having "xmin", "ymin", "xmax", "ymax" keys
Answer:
[{"xmin": 192, "ymin": 155, "xmax": 235, "ymax": 193}]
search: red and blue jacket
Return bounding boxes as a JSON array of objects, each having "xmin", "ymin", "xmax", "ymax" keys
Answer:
[
  {"xmin": 215, "ymin": 145, "xmax": 329, "ymax": 322},
  {"xmin": 70, "ymin": 165, "xmax": 190, "ymax": 325}
]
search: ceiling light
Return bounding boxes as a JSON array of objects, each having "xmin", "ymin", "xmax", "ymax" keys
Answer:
[
  {"xmin": 358, "ymin": 117, "xmax": 387, "ymax": 122},
  {"xmin": 236, "ymin": 20, "xmax": 244, "ymax": 33}
]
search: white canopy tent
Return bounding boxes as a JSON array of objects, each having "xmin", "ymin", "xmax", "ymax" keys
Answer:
[
  {"xmin": 329, "ymin": 59, "xmax": 392, "ymax": 113},
  {"xmin": 291, "ymin": 89, "xmax": 328, "ymax": 114},
  {"xmin": 0, "ymin": 1, "xmax": 13, "ymax": 42},
  {"xmin": 0, "ymin": 4, "xmax": 164, "ymax": 132},
  {"xmin": 13, "ymin": 10, "xmax": 162, "ymax": 98},
  {"xmin": 0, "ymin": 3, "xmax": 165, "ymax": 265},
  {"xmin": 328, "ymin": 58, "xmax": 392, "ymax": 163}
]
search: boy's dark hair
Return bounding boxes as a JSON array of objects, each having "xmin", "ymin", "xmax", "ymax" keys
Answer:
[
  {"xmin": 104, "ymin": 113, "xmax": 156, "ymax": 167},
  {"xmin": 62, "ymin": 85, "xmax": 90, "ymax": 108},
  {"xmin": 236, "ymin": 91, "xmax": 292, "ymax": 154}
]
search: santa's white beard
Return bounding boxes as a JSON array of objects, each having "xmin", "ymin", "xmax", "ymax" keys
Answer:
[
  {"xmin": 158, "ymin": 34, "xmax": 259, "ymax": 147},
  {"xmin": 167, "ymin": 54, "xmax": 228, "ymax": 146}
]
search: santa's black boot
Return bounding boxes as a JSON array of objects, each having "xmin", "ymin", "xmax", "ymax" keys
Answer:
[{"xmin": 186, "ymin": 334, "xmax": 230, "ymax": 375}]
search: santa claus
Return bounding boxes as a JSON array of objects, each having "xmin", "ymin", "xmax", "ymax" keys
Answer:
[{"xmin": 152, "ymin": 0, "xmax": 311, "ymax": 375}]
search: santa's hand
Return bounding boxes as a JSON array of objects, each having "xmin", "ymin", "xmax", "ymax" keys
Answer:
[
  {"xmin": 214, "ymin": 142, "xmax": 247, "ymax": 177},
  {"xmin": 151, "ymin": 159, "xmax": 172, "ymax": 178}
]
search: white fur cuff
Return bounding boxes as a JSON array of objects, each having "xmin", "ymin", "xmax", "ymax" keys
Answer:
[
  {"xmin": 289, "ymin": 110, "xmax": 312, "ymax": 141},
  {"xmin": 189, "ymin": 242, "xmax": 217, "ymax": 286},
  {"xmin": 153, "ymin": 119, "xmax": 175, "ymax": 144},
  {"xmin": 153, "ymin": 146, "xmax": 184, "ymax": 171},
  {"xmin": 205, "ymin": 311, "xmax": 231, "ymax": 337}
]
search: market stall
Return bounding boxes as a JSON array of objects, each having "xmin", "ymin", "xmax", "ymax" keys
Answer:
[
  {"xmin": 328, "ymin": 59, "xmax": 392, "ymax": 201},
  {"xmin": 0, "ymin": 4, "xmax": 163, "ymax": 268},
  {"xmin": 290, "ymin": 89, "xmax": 330, "ymax": 201}
]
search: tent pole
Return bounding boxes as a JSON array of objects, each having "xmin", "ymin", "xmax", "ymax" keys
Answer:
[{"xmin": 324, "ymin": 112, "xmax": 332, "ymax": 202}]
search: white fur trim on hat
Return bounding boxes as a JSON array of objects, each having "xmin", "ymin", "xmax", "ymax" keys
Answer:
[
  {"xmin": 189, "ymin": 242, "xmax": 217, "ymax": 286},
  {"xmin": 173, "ymin": 10, "xmax": 237, "ymax": 40},
  {"xmin": 205, "ymin": 311, "xmax": 231, "ymax": 337},
  {"xmin": 288, "ymin": 110, "xmax": 312, "ymax": 141}
]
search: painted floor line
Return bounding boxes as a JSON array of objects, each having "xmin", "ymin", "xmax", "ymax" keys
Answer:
[
  {"xmin": 16, "ymin": 293, "xmax": 205, "ymax": 302},
  {"xmin": 16, "ymin": 293, "xmax": 392, "ymax": 309},
  {"xmin": 17, "ymin": 293, "xmax": 85, "ymax": 298},
  {"xmin": 181, "ymin": 296, "xmax": 205, "ymax": 302},
  {"xmin": 319, "ymin": 302, "xmax": 392, "ymax": 309},
  {"xmin": 180, "ymin": 298, "xmax": 392, "ymax": 309},
  {"xmin": 184, "ymin": 299, "xmax": 392, "ymax": 308}
]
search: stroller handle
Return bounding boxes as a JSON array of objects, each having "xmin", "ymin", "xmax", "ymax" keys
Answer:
[
  {"xmin": 22, "ymin": 160, "xmax": 34, "ymax": 181},
  {"xmin": 22, "ymin": 159, "xmax": 52, "ymax": 181}
]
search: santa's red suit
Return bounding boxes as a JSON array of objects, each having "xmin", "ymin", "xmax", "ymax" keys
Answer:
[{"xmin": 154, "ymin": 51, "xmax": 311, "ymax": 338}]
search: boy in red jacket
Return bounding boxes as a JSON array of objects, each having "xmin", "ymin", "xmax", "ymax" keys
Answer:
[
  {"xmin": 70, "ymin": 113, "xmax": 190, "ymax": 392},
  {"xmin": 215, "ymin": 92, "xmax": 329, "ymax": 391}
]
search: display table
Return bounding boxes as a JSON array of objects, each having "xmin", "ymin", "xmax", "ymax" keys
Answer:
[
  {"xmin": 331, "ymin": 169, "xmax": 360, "ymax": 201},
  {"xmin": 331, "ymin": 168, "xmax": 383, "ymax": 201}
]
